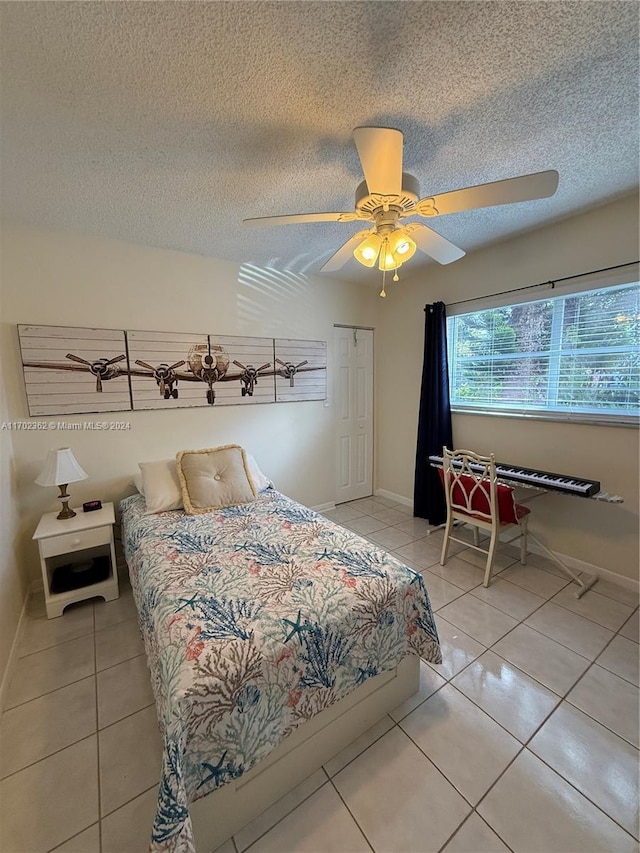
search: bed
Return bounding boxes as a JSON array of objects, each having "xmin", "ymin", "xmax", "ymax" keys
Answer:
[{"xmin": 120, "ymin": 489, "xmax": 441, "ymax": 853}]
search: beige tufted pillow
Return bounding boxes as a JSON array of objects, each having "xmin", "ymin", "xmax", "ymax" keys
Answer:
[{"xmin": 176, "ymin": 445, "xmax": 257, "ymax": 514}]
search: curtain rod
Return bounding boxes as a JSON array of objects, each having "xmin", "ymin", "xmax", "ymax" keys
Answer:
[{"xmin": 445, "ymin": 260, "xmax": 639, "ymax": 309}]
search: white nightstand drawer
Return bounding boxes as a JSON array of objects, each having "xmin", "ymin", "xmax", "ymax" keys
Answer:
[{"xmin": 39, "ymin": 525, "xmax": 112, "ymax": 558}]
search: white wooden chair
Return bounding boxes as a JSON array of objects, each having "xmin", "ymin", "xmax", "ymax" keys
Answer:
[{"xmin": 439, "ymin": 447, "xmax": 530, "ymax": 588}]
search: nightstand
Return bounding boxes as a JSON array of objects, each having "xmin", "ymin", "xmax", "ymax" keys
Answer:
[{"xmin": 33, "ymin": 502, "xmax": 119, "ymax": 618}]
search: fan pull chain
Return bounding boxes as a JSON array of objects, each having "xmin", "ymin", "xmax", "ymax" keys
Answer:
[{"xmin": 380, "ymin": 268, "xmax": 387, "ymax": 298}]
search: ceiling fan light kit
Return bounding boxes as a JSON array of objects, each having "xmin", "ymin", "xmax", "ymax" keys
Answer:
[{"xmin": 243, "ymin": 127, "xmax": 559, "ymax": 297}]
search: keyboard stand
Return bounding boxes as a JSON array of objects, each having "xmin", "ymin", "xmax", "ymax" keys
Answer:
[{"xmin": 525, "ymin": 531, "xmax": 598, "ymax": 599}]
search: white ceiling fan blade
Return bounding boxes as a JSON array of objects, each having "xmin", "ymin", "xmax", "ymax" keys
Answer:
[
  {"xmin": 417, "ymin": 170, "xmax": 559, "ymax": 217},
  {"xmin": 243, "ymin": 211, "xmax": 364, "ymax": 227},
  {"xmin": 320, "ymin": 230, "xmax": 370, "ymax": 272},
  {"xmin": 353, "ymin": 127, "xmax": 403, "ymax": 196},
  {"xmin": 405, "ymin": 223, "xmax": 466, "ymax": 265}
]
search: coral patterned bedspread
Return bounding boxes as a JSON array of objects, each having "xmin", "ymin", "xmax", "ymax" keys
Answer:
[{"xmin": 120, "ymin": 491, "xmax": 441, "ymax": 852}]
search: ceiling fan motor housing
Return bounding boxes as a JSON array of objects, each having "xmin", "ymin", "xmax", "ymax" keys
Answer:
[{"xmin": 355, "ymin": 173, "xmax": 420, "ymax": 225}]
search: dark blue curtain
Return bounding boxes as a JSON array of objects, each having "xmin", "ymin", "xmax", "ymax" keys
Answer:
[{"xmin": 413, "ymin": 301, "xmax": 453, "ymax": 524}]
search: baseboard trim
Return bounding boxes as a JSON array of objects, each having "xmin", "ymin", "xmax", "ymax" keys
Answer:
[
  {"xmin": 0, "ymin": 582, "xmax": 35, "ymax": 716},
  {"xmin": 541, "ymin": 548, "xmax": 640, "ymax": 594},
  {"xmin": 375, "ymin": 489, "xmax": 413, "ymax": 509}
]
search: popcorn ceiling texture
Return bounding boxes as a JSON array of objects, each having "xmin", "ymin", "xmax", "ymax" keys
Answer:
[{"xmin": 0, "ymin": 1, "xmax": 637, "ymax": 281}]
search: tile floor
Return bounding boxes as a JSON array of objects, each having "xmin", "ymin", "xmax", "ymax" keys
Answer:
[{"xmin": 0, "ymin": 493, "xmax": 638, "ymax": 852}]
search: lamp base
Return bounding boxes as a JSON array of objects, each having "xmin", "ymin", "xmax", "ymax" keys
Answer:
[{"xmin": 57, "ymin": 485, "xmax": 77, "ymax": 520}]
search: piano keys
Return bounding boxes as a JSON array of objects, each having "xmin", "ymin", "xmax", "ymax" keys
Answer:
[{"xmin": 428, "ymin": 454, "xmax": 601, "ymax": 498}]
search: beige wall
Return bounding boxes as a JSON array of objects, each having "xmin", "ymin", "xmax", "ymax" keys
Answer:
[
  {"xmin": 0, "ymin": 222, "xmax": 377, "ymax": 591},
  {"xmin": 375, "ymin": 193, "xmax": 639, "ymax": 581},
  {"xmin": 0, "ymin": 327, "xmax": 29, "ymax": 688}
]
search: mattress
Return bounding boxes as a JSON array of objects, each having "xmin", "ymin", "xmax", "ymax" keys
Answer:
[{"xmin": 120, "ymin": 490, "xmax": 441, "ymax": 852}]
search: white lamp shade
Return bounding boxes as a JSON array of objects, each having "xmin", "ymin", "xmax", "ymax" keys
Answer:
[{"xmin": 35, "ymin": 448, "xmax": 89, "ymax": 487}]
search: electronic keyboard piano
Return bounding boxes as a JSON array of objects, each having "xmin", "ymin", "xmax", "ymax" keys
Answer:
[{"xmin": 428, "ymin": 454, "xmax": 601, "ymax": 498}]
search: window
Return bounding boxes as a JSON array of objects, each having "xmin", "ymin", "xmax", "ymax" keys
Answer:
[{"xmin": 447, "ymin": 282, "xmax": 640, "ymax": 423}]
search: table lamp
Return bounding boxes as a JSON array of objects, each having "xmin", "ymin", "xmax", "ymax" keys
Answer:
[{"xmin": 35, "ymin": 447, "xmax": 89, "ymax": 519}]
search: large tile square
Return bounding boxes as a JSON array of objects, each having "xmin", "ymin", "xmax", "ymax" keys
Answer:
[
  {"xmin": 370, "ymin": 507, "xmax": 411, "ymax": 526},
  {"xmin": 442, "ymin": 813, "xmax": 510, "ymax": 852},
  {"xmin": 420, "ymin": 570, "xmax": 466, "ymax": 611},
  {"xmin": 368, "ymin": 526, "xmax": 415, "ymax": 550},
  {"xmin": 51, "ymin": 823, "xmax": 100, "ymax": 852},
  {"xmin": 234, "ymin": 769, "xmax": 326, "ymax": 851},
  {"xmin": 452, "ymin": 650, "xmax": 560, "ymax": 742},
  {"xmin": 428, "ymin": 555, "xmax": 487, "ymax": 591},
  {"xmin": 6, "ymin": 634, "xmax": 95, "ymax": 708},
  {"xmin": 94, "ymin": 585, "xmax": 138, "ymax": 630},
  {"xmin": 437, "ymin": 596, "xmax": 518, "ymax": 647},
  {"xmin": 99, "ymin": 705, "xmax": 163, "ymax": 816},
  {"xmin": 456, "ymin": 547, "xmax": 517, "ymax": 573},
  {"xmin": 323, "ymin": 716, "xmax": 394, "ymax": 777},
  {"xmin": 400, "ymin": 684, "xmax": 520, "ymax": 804},
  {"xmin": 566, "ymin": 664, "xmax": 639, "ymax": 747},
  {"xmin": 19, "ymin": 601, "xmax": 94, "ymax": 657},
  {"xmin": 620, "ymin": 610, "xmax": 640, "ymax": 643},
  {"xmin": 371, "ymin": 495, "xmax": 401, "ymax": 508},
  {"xmin": 0, "ymin": 736, "xmax": 98, "ymax": 852},
  {"xmin": 394, "ymin": 517, "xmax": 434, "ymax": 539},
  {"xmin": 343, "ymin": 514, "xmax": 389, "ymax": 535},
  {"xmin": 346, "ymin": 497, "xmax": 380, "ymax": 514},
  {"xmin": 597, "ymin": 634, "xmax": 639, "ymax": 686},
  {"xmin": 499, "ymin": 546, "xmax": 569, "ymax": 579},
  {"xmin": 620, "ymin": 609, "xmax": 639, "ymax": 643},
  {"xmin": 493, "ymin": 624, "xmax": 591, "ymax": 695},
  {"xmin": 101, "ymin": 784, "xmax": 158, "ymax": 853},
  {"xmin": 550, "ymin": 585, "xmax": 634, "ymax": 631},
  {"xmin": 529, "ymin": 702, "xmax": 640, "ymax": 838},
  {"xmin": 525, "ymin": 601, "xmax": 614, "ymax": 659},
  {"xmin": 470, "ymin": 578, "xmax": 546, "ymax": 621},
  {"xmin": 95, "ymin": 617, "xmax": 145, "ymax": 671},
  {"xmin": 499, "ymin": 563, "xmax": 569, "ymax": 599},
  {"xmin": 395, "ymin": 538, "xmax": 443, "ymax": 570},
  {"xmin": 426, "ymin": 616, "xmax": 487, "ymax": 681},
  {"xmin": 248, "ymin": 780, "xmax": 370, "ymax": 852},
  {"xmin": 323, "ymin": 505, "xmax": 365, "ymax": 523},
  {"xmin": 390, "ymin": 660, "xmax": 447, "ymax": 722},
  {"xmin": 97, "ymin": 653, "xmax": 155, "ymax": 728},
  {"xmin": 334, "ymin": 726, "xmax": 470, "ymax": 851},
  {"xmin": 0, "ymin": 677, "xmax": 96, "ymax": 778},
  {"xmin": 479, "ymin": 749, "xmax": 638, "ymax": 853}
]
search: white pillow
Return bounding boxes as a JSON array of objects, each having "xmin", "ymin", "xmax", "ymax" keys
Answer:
[
  {"xmin": 138, "ymin": 459, "xmax": 183, "ymax": 513},
  {"xmin": 245, "ymin": 452, "xmax": 273, "ymax": 492},
  {"xmin": 132, "ymin": 473, "xmax": 144, "ymax": 494}
]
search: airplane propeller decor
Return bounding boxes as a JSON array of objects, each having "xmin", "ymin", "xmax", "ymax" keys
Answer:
[
  {"xmin": 18, "ymin": 325, "xmax": 327, "ymax": 416},
  {"xmin": 243, "ymin": 127, "xmax": 559, "ymax": 296}
]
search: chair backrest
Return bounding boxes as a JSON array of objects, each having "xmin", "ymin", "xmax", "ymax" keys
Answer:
[{"xmin": 439, "ymin": 448, "xmax": 520, "ymax": 526}]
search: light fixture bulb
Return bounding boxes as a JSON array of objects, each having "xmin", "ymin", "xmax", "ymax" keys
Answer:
[
  {"xmin": 378, "ymin": 237, "xmax": 401, "ymax": 271},
  {"xmin": 354, "ymin": 233, "xmax": 382, "ymax": 268},
  {"xmin": 387, "ymin": 229, "xmax": 417, "ymax": 265}
]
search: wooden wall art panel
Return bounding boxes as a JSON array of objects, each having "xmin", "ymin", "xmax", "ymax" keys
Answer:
[
  {"xmin": 127, "ymin": 330, "xmax": 211, "ymax": 410},
  {"xmin": 18, "ymin": 325, "xmax": 327, "ymax": 416},
  {"xmin": 274, "ymin": 338, "xmax": 327, "ymax": 403},
  {"xmin": 18, "ymin": 325, "xmax": 131, "ymax": 416}
]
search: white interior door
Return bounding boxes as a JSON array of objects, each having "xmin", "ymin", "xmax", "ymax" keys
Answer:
[{"xmin": 334, "ymin": 326, "xmax": 373, "ymax": 503}]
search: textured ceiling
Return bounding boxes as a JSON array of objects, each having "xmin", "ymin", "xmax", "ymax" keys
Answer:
[{"xmin": 1, "ymin": 1, "xmax": 638, "ymax": 282}]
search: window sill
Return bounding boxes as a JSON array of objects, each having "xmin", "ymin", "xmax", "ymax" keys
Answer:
[{"xmin": 450, "ymin": 407, "xmax": 639, "ymax": 429}]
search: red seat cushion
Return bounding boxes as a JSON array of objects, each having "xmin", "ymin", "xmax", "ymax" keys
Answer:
[{"xmin": 438, "ymin": 468, "xmax": 528, "ymax": 526}]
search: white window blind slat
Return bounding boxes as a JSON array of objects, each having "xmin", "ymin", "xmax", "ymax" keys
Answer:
[{"xmin": 447, "ymin": 282, "xmax": 640, "ymax": 420}]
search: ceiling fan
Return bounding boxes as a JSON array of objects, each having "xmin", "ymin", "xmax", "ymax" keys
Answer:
[{"xmin": 243, "ymin": 127, "xmax": 559, "ymax": 296}]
